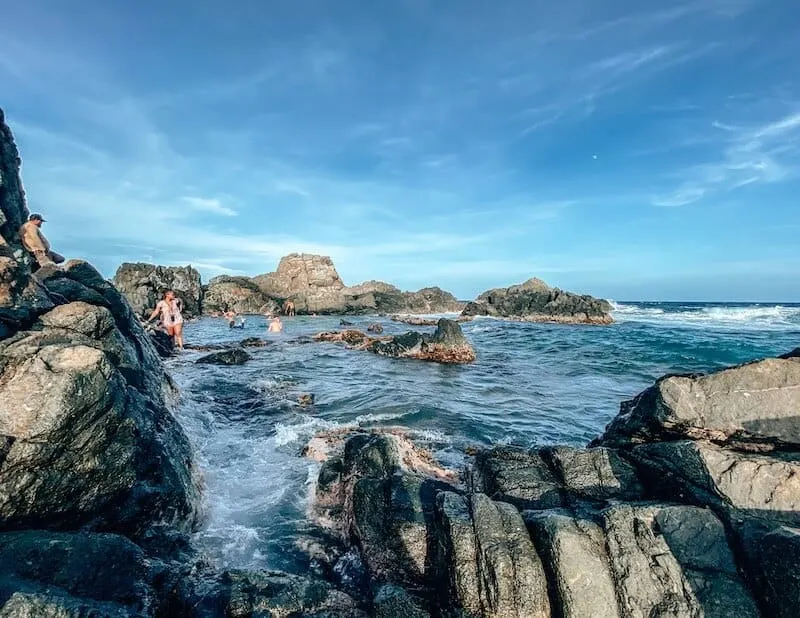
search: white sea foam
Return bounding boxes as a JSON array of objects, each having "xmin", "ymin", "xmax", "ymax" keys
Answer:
[{"xmin": 612, "ymin": 302, "xmax": 800, "ymax": 331}]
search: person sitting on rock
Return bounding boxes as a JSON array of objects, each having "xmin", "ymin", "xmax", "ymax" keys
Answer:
[
  {"xmin": 20, "ymin": 213, "xmax": 65, "ymax": 269},
  {"xmin": 147, "ymin": 290, "xmax": 185, "ymax": 350},
  {"xmin": 268, "ymin": 316, "xmax": 283, "ymax": 333}
]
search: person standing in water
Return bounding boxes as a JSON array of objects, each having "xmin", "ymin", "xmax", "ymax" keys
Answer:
[
  {"xmin": 268, "ymin": 316, "xmax": 283, "ymax": 333},
  {"xmin": 147, "ymin": 290, "xmax": 185, "ymax": 350}
]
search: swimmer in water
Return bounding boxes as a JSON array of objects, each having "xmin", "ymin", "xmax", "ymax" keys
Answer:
[{"xmin": 267, "ymin": 316, "xmax": 283, "ymax": 333}]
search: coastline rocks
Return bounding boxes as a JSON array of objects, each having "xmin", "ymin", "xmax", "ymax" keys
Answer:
[
  {"xmin": 599, "ymin": 356, "xmax": 800, "ymax": 448},
  {"xmin": 392, "ymin": 314, "xmax": 473, "ymax": 326},
  {"xmin": 196, "ymin": 347, "xmax": 252, "ymax": 365},
  {"xmin": 112, "ymin": 262, "xmax": 203, "ymax": 318},
  {"xmin": 203, "ymin": 275, "xmax": 278, "ymax": 315},
  {"xmin": 306, "ymin": 353, "xmax": 800, "ymax": 618},
  {"xmin": 315, "ymin": 318, "xmax": 476, "ymax": 364},
  {"xmin": 462, "ymin": 277, "xmax": 613, "ymax": 325}
]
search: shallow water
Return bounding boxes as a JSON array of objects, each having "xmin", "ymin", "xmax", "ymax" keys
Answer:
[{"xmin": 168, "ymin": 303, "xmax": 800, "ymax": 572}]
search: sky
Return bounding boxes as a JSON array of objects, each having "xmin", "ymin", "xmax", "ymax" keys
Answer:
[{"xmin": 1, "ymin": 0, "xmax": 799, "ymax": 301}]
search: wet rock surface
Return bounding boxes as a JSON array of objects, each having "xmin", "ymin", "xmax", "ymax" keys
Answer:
[
  {"xmin": 315, "ymin": 318, "xmax": 477, "ymax": 364},
  {"xmin": 302, "ymin": 347, "xmax": 800, "ymax": 617},
  {"xmin": 462, "ymin": 277, "xmax": 613, "ymax": 325},
  {"xmin": 196, "ymin": 347, "xmax": 253, "ymax": 366}
]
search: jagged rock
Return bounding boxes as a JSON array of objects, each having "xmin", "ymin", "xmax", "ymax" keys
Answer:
[
  {"xmin": 737, "ymin": 520, "xmax": 800, "ymax": 617},
  {"xmin": 541, "ymin": 445, "xmax": 644, "ymax": 503},
  {"xmin": 203, "ymin": 275, "xmax": 278, "ymax": 315},
  {"xmin": 470, "ymin": 493, "xmax": 550, "ymax": 618},
  {"xmin": 0, "ymin": 530, "xmax": 161, "ymax": 617},
  {"xmin": 603, "ymin": 504, "xmax": 759, "ymax": 618},
  {"xmin": 472, "ymin": 447, "xmax": 564, "ymax": 511},
  {"xmin": 391, "ymin": 315, "xmax": 473, "ymax": 326},
  {"xmin": 112, "ymin": 263, "xmax": 203, "ymax": 318},
  {"xmin": 239, "ymin": 336, "xmax": 271, "ymax": 348},
  {"xmin": 599, "ymin": 356, "xmax": 800, "ymax": 448},
  {"xmin": 525, "ymin": 511, "xmax": 620, "ymax": 618},
  {"xmin": 222, "ymin": 570, "xmax": 365, "ymax": 618},
  {"xmin": 316, "ymin": 319, "xmax": 476, "ymax": 364},
  {"xmin": 432, "ymin": 492, "xmax": 482, "ymax": 616},
  {"xmin": 368, "ymin": 319, "xmax": 476, "ymax": 363},
  {"xmin": 0, "ymin": 300, "xmax": 201, "ymax": 537},
  {"xmin": 196, "ymin": 347, "xmax": 252, "ymax": 365},
  {"xmin": 147, "ymin": 328, "xmax": 174, "ymax": 358},
  {"xmin": 0, "ymin": 109, "xmax": 27, "ymax": 252},
  {"xmin": 400, "ymin": 287, "xmax": 464, "ymax": 314},
  {"xmin": 630, "ymin": 440, "xmax": 800, "ymax": 526},
  {"xmin": 373, "ymin": 584, "xmax": 430, "ymax": 618},
  {"xmin": 0, "ymin": 256, "xmax": 54, "ymax": 333},
  {"xmin": 462, "ymin": 277, "xmax": 612, "ymax": 325}
]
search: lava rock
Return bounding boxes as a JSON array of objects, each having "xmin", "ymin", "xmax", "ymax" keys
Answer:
[
  {"xmin": 462, "ymin": 277, "xmax": 612, "ymax": 324},
  {"xmin": 113, "ymin": 263, "xmax": 203, "ymax": 319},
  {"xmin": 196, "ymin": 347, "xmax": 252, "ymax": 366}
]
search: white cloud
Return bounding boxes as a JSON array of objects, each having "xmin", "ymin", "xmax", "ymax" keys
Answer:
[{"xmin": 180, "ymin": 196, "xmax": 237, "ymax": 216}]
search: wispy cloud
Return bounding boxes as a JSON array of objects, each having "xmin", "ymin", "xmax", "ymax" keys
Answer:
[
  {"xmin": 181, "ymin": 196, "xmax": 237, "ymax": 216},
  {"xmin": 652, "ymin": 108, "xmax": 800, "ymax": 206}
]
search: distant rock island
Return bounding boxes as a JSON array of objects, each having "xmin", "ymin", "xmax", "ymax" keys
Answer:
[
  {"xmin": 463, "ymin": 277, "xmax": 614, "ymax": 324},
  {"xmin": 114, "ymin": 258, "xmax": 613, "ymax": 324}
]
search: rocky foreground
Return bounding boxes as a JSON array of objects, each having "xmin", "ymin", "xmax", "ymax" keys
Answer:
[
  {"xmin": 307, "ymin": 355, "xmax": 800, "ymax": 617},
  {"xmin": 3, "ymin": 107, "xmax": 799, "ymax": 617}
]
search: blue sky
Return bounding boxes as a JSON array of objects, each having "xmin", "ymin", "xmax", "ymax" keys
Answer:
[{"xmin": 1, "ymin": 0, "xmax": 798, "ymax": 301}]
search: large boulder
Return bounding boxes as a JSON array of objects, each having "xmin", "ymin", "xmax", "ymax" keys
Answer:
[
  {"xmin": 112, "ymin": 262, "xmax": 203, "ymax": 318},
  {"xmin": 462, "ymin": 277, "xmax": 613, "ymax": 324},
  {"xmin": 202, "ymin": 275, "xmax": 277, "ymax": 314},
  {"xmin": 0, "ymin": 530, "xmax": 165, "ymax": 617},
  {"xmin": 253, "ymin": 253, "xmax": 348, "ymax": 314},
  {"xmin": 599, "ymin": 356, "xmax": 800, "ymax": 449}
]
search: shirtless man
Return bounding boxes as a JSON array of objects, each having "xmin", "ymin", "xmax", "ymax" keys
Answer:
[
  {"xmin": 268, "ymin": 316, "xmax": 283, "ymax": 333},
  {"xmin": 147, "ymin": 290, "xmax": 185, "ymax": 349},
  {"xmin": 20, "ymin": 213, "xmax": 65, "ymax": 268}
]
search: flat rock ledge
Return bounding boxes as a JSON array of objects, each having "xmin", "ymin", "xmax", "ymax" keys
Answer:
[
  {"xmin": 314, "ymin": 317, "xmax": 477, "ymax": 364},
  {"xmin": 302, "ymin": 351, "xmax": 800, "ymax": 617}
]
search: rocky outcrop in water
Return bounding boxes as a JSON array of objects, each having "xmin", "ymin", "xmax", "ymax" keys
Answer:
[
  {"xmin": 462, "ymin": 277, "xmax": 613, "ymax": 324},
  {"xmin": 112, "ymin": 262, "xmax": 203, "ymax": 318},
  {"xmin": 315, "ymin": 318, "xmax": 477, "ymax": 364},
  {"xmin": 305, "ymin": 352, "xmax": 800, "ymax": 617},
  {"xmin": 202, "ymin": 275, "xmax": 278, "ymax": 315}
]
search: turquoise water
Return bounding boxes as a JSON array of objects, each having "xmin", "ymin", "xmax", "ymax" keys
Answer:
[{"xmin": 169, "ymin": 302, "xmax": 800, "ymax": 572}]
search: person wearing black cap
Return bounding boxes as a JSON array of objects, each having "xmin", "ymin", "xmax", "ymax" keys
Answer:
[{"xmin": 20, "ymin": 213, "xmax": 65, "ymax": 268}]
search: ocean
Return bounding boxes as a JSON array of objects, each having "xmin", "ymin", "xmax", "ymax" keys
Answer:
[{"xmin": 169, "ymin": 302, "xmax": 800, "ymax": 573}]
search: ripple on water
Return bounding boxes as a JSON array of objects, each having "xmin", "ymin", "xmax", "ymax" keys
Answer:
[{"xmin": 170, "ymin": 308, "xmax": 800, "ymax": 572}]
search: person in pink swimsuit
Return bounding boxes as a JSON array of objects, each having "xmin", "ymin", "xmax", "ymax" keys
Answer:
[{"xmin": 147, "ymin": 290, "xmax": 185, "ymax": 349}]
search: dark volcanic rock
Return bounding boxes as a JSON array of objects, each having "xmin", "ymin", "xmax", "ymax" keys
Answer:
[
  {"xmin": 112, "ymin": 262, "xmax": 203, "ymax": 318},
  {"xmin": 316, "ymin": 319, "xmax": 476, "ymax": 364},
  {"xmin": 0, "ymin": 530, "xmax": 162, "ymax": 617},
  {"xmin": 196, "ymin": 347, "xmax": 252, "ymax": 365},
  {"xmin": 599, "ymin": 356, "xmax": 800, "ymax": 448},
  {"xmin": 147, "ymin": 327, "xmax": 175, "ymax": 358},
  {"xmin": 462, "ymin": 277, "xmax": 613, "ymax": 324}
]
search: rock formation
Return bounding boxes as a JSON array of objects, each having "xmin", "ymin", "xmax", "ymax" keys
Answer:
[
  {"xmin": 112, "ymin": 262, "xmax": 203, "ymax": 318},
  {"xmin": 202, "ymin": 275, "xmax": 278, "ymax": 315},
  {"xmin": 463, "ymin": 277, "xmax": 613, "ymax": 324},
  {"xmin": 1, "ymin": 108, "xmax": 366, "ymax": 617},
  {"xmin": 305, "ymin": 352, "xmax": 800, "ymax": 617},
  {"xmin": 315, "ymin": 318, "xmax": 477, "ymax": 364}
]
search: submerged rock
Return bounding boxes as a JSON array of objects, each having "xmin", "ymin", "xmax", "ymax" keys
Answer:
[
  {"xmin": 462, "ymin": 277, "xmax": 613, "ymax": 325},
  {"xmin": 196, "ymin": 347, "xmax": 252, "ymax": 365},
  {"xmin": 315, "ymin": 319, "xmax": 476, "ymax": 364}
]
